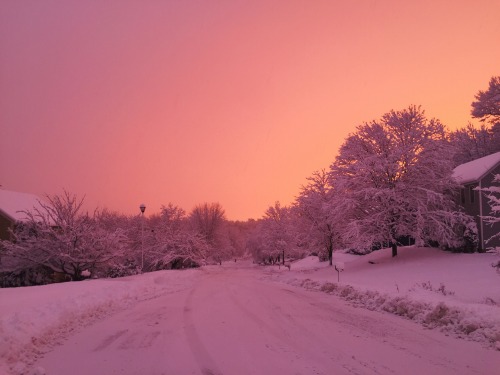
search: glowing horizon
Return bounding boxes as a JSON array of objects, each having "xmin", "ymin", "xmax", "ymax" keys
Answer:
[{"xmin": 1, "ymin": 1, "xmax": 499, "ymax": 221}]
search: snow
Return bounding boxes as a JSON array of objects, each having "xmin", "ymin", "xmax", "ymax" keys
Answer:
[
  {"xmin": 268, "ymin": 247, "xmax": 500, "ymax": 347},
  {"xmin": 453, "ymin": 151, "xmax": 500, "ymax": 184},
  {"xmin": 0, "ymin": 270, "xmax": 202, "ymax": 375},
  {"xmin": 0, "ymin": 247, "xmax": 499, "ymax": 374},
  {"xmin": 0, "ymin": 190, "xmax": 46, "ymax": 222}
]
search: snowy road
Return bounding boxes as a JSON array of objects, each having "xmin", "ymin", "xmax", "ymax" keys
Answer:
[{"xmin": 36, "ymin": 264, "xmax": 498, "ymax": 375}]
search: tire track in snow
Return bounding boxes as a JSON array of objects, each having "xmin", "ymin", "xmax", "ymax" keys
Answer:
[
  {"xmin": 116, "ymin": 331, "xmax": 162, "ymax": 350},
  {"xmin": 183, "ymin": 280, "xmax": 223, "ymax": 375},
  {"xmin": 93, "ymin": 329, "xmax": 128, "ymax": 351},
  {"xmin": 229, "ymin": 277, "xmax": 439, "ymax": 375},
  {"xmin": 226, "ymin": 278, "xmax": 335, "ymax": 375}
]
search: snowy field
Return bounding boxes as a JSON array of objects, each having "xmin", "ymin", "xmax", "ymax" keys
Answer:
[{"xmin": 0, "ymin": 247, "xmax": 499, "ymax": 375}]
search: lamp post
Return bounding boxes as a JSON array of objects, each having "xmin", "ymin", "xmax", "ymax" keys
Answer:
[{"xmin": 140, "ymin": 203, "xmax": 146, "ymax": 272}]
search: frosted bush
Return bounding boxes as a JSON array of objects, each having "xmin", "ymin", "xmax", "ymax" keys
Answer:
[
  {"xmin": 410, "ymin": 281, "xmax": 455, "ymax": 296},
  {"xmin": 460, "ymin": 322, "xmax": 479, "ymax": 335},
  {"xmin": 482, "ymin": 297, "xmax": 497, "ymax": 306},
  {"xmin": 423, "ymin": 303, "xmax": 461, "ymax": 327},
  {"xmin": 381, "ymin": 297, "xmax": 427, "ymax": 320},
  {"xmin": 339, "ymin": 285, "xmax": 355, "ymax": 298},
  {"xmin": 300, "ymin": 279, "xmax": 320, "ymax": 289},
  {"xmin": 319, "ymin": 282, "xmax": 337, "ymax": 293}
]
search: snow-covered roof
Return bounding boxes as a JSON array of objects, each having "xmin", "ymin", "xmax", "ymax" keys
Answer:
[
  {"xmin": 453, "ymin": 151, "xmax": 500, "ymax": 185},
  {"xmin": 0, "ymin": 189, "xmax": 46, "ymax": 222}
]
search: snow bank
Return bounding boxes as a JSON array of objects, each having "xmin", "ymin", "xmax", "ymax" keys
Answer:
[
  {"xmin": 0, "ymin": 269, "xmax": 201, "ymax": 375},
  {"xmin": 267, "ymin": 247, "xmax": 500, "ymax": 349}
]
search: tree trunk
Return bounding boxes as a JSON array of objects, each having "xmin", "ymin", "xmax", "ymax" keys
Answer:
[
  {"xmin": 391, "ymin": 242, "xmax": 398, "ymax": 257},
  {"xmin": 282, "ymin": 250, "xmax": 285, "ymax": 264}
]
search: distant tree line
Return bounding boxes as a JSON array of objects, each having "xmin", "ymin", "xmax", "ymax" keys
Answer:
[{"xmin": 0, "ymin": 196, "xmax": 252, "ymax": 286}]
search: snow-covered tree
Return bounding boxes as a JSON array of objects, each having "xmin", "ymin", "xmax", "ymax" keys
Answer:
[
  {"xmin": 450, "ymin": 76, "xmax": 500, "ymax": 165},
  {"xmin": 471, "ymin": 76, "xmax": 500, "ymax": 126},
  {"xmin": 224, "ymin": 220, "xmax": 253, "ymax": 260},
  {"xmin": 246, "ymin": 220, "xmax": 270, "ymax": 263},
  {"xmin": 95, "ymin": 208, "xmax": 130, "ymax": 232},
  {"xmin": 0, "ymin": 191, "xmax": 128, "ymax": 280},
  {"xmin": 141, "ymin": 204, "xmax": 208, "ymax": 270},
  {"xmin": 258, "ymin": 201, "xmax": 301, "ymax": 263},
  {"xmin": 189, "ymin": 202, "xmax": 225, "ymax": 244},
  {"xmin": 450, "ymin": 123, "xmax": 500, "ymax": 165},
  {"xmin": 330, "ymin": 105, "xmax": 475, "ymax": 257},
  {"xmin": 295, "ymin": 169, "xmax": 343, "ymax": 265},
  {"xmin": 157, "ymin": 203, "xmax": 186, "ymax": 231},
  {"xmin": 478, "ymin": 175, "xmax": 500, "ymax": 248},
  {"xmin": 189, "ymin": 202, "xmax": 228, "ymax": 264}
]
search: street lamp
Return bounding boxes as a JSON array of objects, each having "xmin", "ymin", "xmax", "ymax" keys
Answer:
[{"xmin": 140, "ymin": 203, "xmax": 146, "ymax": 272}]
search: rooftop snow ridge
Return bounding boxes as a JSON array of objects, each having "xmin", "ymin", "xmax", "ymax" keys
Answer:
[
  {"xmin": 453, "ymin": 151, "xmax": 500, "ymax": 184},
  {"xmin": 0, "ymin": 189, "xmax": 46, "ymax": 222}
]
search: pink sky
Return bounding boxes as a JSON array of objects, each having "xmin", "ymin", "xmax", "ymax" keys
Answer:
[{"xmin": 1, "ymin": 0, "xmax": 499, "ymax": 220}]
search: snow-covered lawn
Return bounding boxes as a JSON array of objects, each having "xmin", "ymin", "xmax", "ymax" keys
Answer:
[
  {"xmin": 266, "ymin": 246, "xmax": 500, "ymax": 349},
  {"xmin": 1, "ymin": 247, "xmax": 499, "ymax": 374},
  {"xmin": 0, "ymin": 269, "xmax": 202, "ymax": 375}
]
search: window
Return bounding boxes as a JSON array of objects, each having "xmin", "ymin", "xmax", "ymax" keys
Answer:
[
  {"xmin": 460, "ymin": 188, "xmax": 465, "ymax": 204},
  {"xmin": 469, "ymin": 186, "xmax": 475, "ymax": 204}
]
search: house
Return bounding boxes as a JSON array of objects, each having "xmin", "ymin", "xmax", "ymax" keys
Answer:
[
  {"xmin": 0, "ymin": 189, "xmax": 46, "ymax": 241},
  {"xmin": 453, "ymin": 152, "xmax": 500, "ymax": 250}
]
